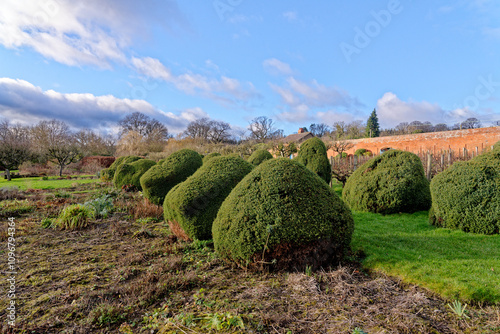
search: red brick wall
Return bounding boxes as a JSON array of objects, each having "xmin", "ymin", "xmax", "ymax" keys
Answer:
[
  {"xmin": 326, "ymin": 127, "xmax": 500, "ymax": 157},
  {"xmin": 80, "ymin": 156, "xmax": 116, "ymax": 168}
]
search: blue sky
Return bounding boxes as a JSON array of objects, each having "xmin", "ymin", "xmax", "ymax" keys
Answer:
[{"xmin": 0, "ymin": 0, "xmax": 499, "ymax": 137}]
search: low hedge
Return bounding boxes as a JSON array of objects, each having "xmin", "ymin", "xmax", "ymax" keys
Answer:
[
  {"xmin": 212, "ymin": 158, "xmax": 354, "ymax": 271},
  {"xmin": 247, "ymin": 149, "xmax": 273, "ymax": 166},
  {"xmin": 429, "ymin": 145, "xmax": 500, "ymax": 234},
  {"xmin": 203, "ymin": 152, "xmax": 221, "ymax": 163},
  {"xmin": 113, "ymin": 159, "xmax": 156, "ymax": 190},
  {"xmin": 163, "ymin": 156, "xmax": 254, "ymax": 241},
  {"xmin": 140, "ymin": 149, "xmax": 203, "ymax": 205},
  {"xmin": 295, "ymin": 137, "xmax": 331, "ymax": 184},
  {"xmin": 342, "ymin": 150, "xmax": 431, "ymax": 214},
  {"xmin": 101, "ymin": 155, "xmax": 142, "ymax": 182}
]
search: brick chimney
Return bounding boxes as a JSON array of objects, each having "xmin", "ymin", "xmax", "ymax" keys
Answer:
[{"xmin": 298, "ymin": 128, "xmax": 305, "ymax": 134}]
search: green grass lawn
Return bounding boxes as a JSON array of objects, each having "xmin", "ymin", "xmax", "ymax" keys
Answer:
[
  {"xmin": 351, "ymin": 211, "xmax": 500, "ymax": 304},
  {"xmin": 0, "ymin": 175, "xmax": 99, "ymax": 190},
  {"xmin": 330, "ymin": 180, "xmax": 499, "ymax": 304}
]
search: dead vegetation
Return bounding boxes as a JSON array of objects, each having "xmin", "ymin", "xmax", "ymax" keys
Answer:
[{"xmin": 0, "ymin": 185, "xmax": 499, "ymax": 333}]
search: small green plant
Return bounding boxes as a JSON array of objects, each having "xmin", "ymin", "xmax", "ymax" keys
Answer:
[
  {"xmin": 41, "ymin": 176, "xmax": 49, "ymax": 180},
  {"xmin": 132, "ymin": 217, "xmax": 155, "ymax": 238},
  {"xmin": 0, "ymin": 199, "xmax": 35, "ymax": 217},
  {"xmin": 54, "ymin": 191, "xmax": 71, "ymax": 199},
  {"xmin": 352, "ymin": 328, "xmax": 368, "ymax": 334},
  {"xmin": 41, "ymin": 218, "xmax": 54, "ymax": 229},
  {"xmin": 55, "ymin": 204, "xmax": 92, "ymax": 230},
  {"xmin": 305, "ymin": 265, "xmax": 312, "ymax": 277},
  {"xmin": 84, "ymin": 195, "xmax": 114, "ymax": 219},
  {"xmin": 447, "ymin": 300, "xmax": 470, "ymax": 319}
]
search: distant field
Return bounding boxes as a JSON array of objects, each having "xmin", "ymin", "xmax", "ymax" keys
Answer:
[{"xmin": 0, "ymin": 175, "xmax": 99, "ymax": 190}]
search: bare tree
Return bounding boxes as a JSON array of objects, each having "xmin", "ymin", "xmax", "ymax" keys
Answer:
[
  {"xmin": 119, "ymin": 112, "xmax": 169, "ymax": 140},
  {"xmin": 395, "ymin": 122, "xmax": 410, "ymax": 135},
  {"xmin": 184, "ymin": 118, "xmax": 212, "ymax": 141},
  {"xmin": 74, "ymin": 129, "xmax": 115, "ymax": 156},
  {"xmin": 434, "ymin": 123, "xmax": 449, "ymax": 132},
  {"xmin": 248, "ymin": 116, "xmax": 281, "ymax": 142},
  {"xmin": 30, "ymin": 120, "xmax": 82, "ymax": 176},
  {"xmin": 309, "ymin": 123, "xmax": 331, "ymax": 137},
  {"xmin": 460, "ymin": 117, "xmax": 482, "ymax": 129},
  {"xmin": 328, "ymin": 140, "xmax": 354, "ymax": 157},
  {"xmin": 332, "ymin": 121, "xmax": 347, "ymax": 139},
  {"xmin": 208, "ymin": 120, "xmax": 231, "ymax": 143},
  {"xmin": 346, "ymin": 120, "xmax": 365, "ymax": 139},
  {"xmin": 0, "ymin": 121, "xmax": 32, "ymax": 180}
]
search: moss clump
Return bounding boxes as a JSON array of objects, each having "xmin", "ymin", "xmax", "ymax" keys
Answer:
[
  {"xmin": 163, "ymin": 156, "xmax": 253, "ymax": 241},
  {"xmin": 429, "ymin": 146, "xmax": 500, "ymax": 234},
  {"xmin": 101, "ymin": 156, "xmax": 142, "ymax": 182},
  {"xmin": 295, "ymin": 137, "xmax": 331, "ymax": 184},
  {"xmin": 212, "ymin": 158, "xmax": 354, "ymax": 271},
  {"xmin": 247, "ymin": 149, "xmax": 273, "ymax": 166},
  {"xmin": 342, "ymin": 150, "xmax": 431, "ymax": 214},
  {"xmin": 113, "ymin": 159, "xmax": 156, "ymax": 190},
  {"xmin": 202, "ymin": 152, "xmax": 221, "ymax": 163},
  {"xmin": 140, "ymin": 149, "xmax": 203, "ymax": 205}
]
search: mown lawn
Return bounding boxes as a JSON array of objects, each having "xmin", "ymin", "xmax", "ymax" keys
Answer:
[{"xmin": 0, "ymin": 175, "xmax": 99, "ymax": 190}]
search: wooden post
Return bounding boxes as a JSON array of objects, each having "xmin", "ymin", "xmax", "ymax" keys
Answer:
[
  {"xmin": 426, "ymin": 152, "xmax": 432, "ymax": 181},
  {"xmin": 440, "ymin": 153, "xmax": 444, "ymax": 171},
  {"xmin": 463, "ymin": 147, "xmax": 467, "ymax": 159},
  {"xmin": 353, "ymin": 154, "xmax": 358, "ymax": 171}
]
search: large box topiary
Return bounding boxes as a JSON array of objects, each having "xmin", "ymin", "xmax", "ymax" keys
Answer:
[
  {"xmin": 295, "ymin": 137, "xmax": 331, "ymax": 184},
  {"xmin": 247, "ymin": 149, "xmax": 273, "ymax": 166},
  {"xmin": 113, "ymin": 159, "xmax": 156, "ymax": 190},
  {"xmin": 101, "ymin": 155, "xmax": 142, "ymax": 181},
  {"xmin": 163, "ymin": 156, "xmax": 254, "ymax": 241},
  {"xmin": 429, "ymin": 145, "xmax": 500, "ymax": 234},
  {"xmin": 140, "ymin": 149, "xmax": 203, "ymax": 205},
  {"xmin": 212, "ymin": 158, "xmax": 354, "ymax": 271},
  {"xmin": 342, "ymin": 150, "xmax": 431, "ymax": 214}
]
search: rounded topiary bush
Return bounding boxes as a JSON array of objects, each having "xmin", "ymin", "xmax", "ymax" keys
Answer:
[
  {"xmin": 247, "ymin": 149, "xmax": 273, "ymax": 166},
  {"xmin": 202, "ymin": 152, "xmax": 221, "ymax": 163},
  {"xmin": 113, "ymin": 159, "xmax": 156, "ymax": 190},
  {"xmin": 295, "ymin": 137, "xmax": 331, "ymax": 184},
  {"xmin": 101, "ymin": 156, "xmax": 142, "ymax": 181},
  {"xmin": 342, "ymin": 150, "xmax": 431, "ymax": 214},
  {"xmin": 212, "ymin": 158, "xmax": 354, "ymax": 271},
  {"xmin": 140, "ymin": 149, "xmax": 203, "ymax": 205},
  {"xmin": 354, "ymin": 148, "xmax": 371, "ymax": 156},
  {"xmin": 163, "ymin": 156, "xmax": 254, "ymax": 241},
  {"xmin": 429, "ymin": 146, "xmax": 500, "ymax": 234}
]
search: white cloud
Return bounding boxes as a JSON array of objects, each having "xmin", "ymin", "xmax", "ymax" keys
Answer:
[
  {"xmin": 132, "ymin": 57, "xmax": 259, "ymax": 106},
  {"xmin": 263, "ymin": 58, "xmax": 293, "ymax": 76},
  {"xmin": 0, "ymin": 0, "xmax": 187, "ymax": 67},
  {"xmin": 375, "ymin": 92, "xmax": 480, "ymax": 128},
  {"xmin": 0, "ymin": 77, "xmax": 201, "ymax": 134}
]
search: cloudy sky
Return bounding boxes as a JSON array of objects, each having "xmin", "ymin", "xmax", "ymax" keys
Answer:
[{"xmin": 1, "ymin": 0, "xmax": 499, "ymax": 136}]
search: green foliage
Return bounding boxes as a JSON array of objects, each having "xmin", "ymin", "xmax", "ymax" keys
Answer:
[
  {"xmin": 247, "ymin": 149, "xmax": 273, "ymax": 166},
  {"xmin": 365, "ymin": 108, "xmax": 380, "ymax": 137},
  {"xmin": 140, "ymin": 149, "xmax": 202, "ymax": 205},
  {"xmin": 113, "ymin": 159, "xmax": 156, "ymax": 190},
  {"xmin": 0, "ymin": 199, "xmax": 35, "ymax": 217},
  {"xmin": 41, "ymin": 218, "xmax": 54, "ymax": 229},
  {"xmin": 102, "ymin": 156, "xmax": 142, "ymax": 182},
  {"xmin": 429, "ymin": 146, "xmax": 500, "ymax": 234},
  {"xmin": 202, "ymin": 152, "xmax": 221, "ymax": 163},
  {"xmin": 213, "ymin": 158, "xmax": 354, "ymax": 270},
  {"xmin": 84, "ymin": 195, "xmax": 114, "ymax": 219},
  {"xmin": 163, "ymin": 155, "xmax": 253, "ymax": 241},
  {"xmin": 448, "ymin": 300, "xmax": 470, "ymax": 319},
  {"xmin": 343, "ymin": 150, "xmax": 431, "ymax": 214},
  {"xmin": 55, "ymin": 204, "xmax": 92, "ymax": 230},
  {"xmin": 295, "ymin": 137, "xmax": 331, "ymax": 184},
  {"xmin": 273, "ymin": 142, "xmax": 298, "ymax": 158},
  {"xmin": 354, "ymin": 148, "xmax": 371, "ymax": 156}
]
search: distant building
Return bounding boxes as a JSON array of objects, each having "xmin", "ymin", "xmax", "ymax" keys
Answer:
[{"xmin": 282, "ymin": 128, "xmax": 314, "ymax": 144}]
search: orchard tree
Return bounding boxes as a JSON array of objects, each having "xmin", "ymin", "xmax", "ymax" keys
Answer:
[
  {"xmin": 248, "ymin": 116, "xmax": 282, "ymax": 142},
  {"xmin": 0, "ymin": 121, "xmax": 32, "ymax": 181},
  {"xmin": 30, "ymin": 120, "xmax": 82, "ymax": 176},
  {"xmin": 365, "ymin": 109, "xmax": 380, "ymax": 138}
]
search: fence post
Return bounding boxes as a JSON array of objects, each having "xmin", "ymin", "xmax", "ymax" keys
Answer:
[
  {"xmin": 353, "ymin": 154, "xmax": 358, "ymax": 171},
  {"xmin": 426, "ymin": 152, "xmax": 432, "ymax": 181}
]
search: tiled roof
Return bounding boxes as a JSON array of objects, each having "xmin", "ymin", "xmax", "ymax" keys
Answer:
[{"xmin": 281, "ymin": 132, "xmax": 314, "ymax": 143}]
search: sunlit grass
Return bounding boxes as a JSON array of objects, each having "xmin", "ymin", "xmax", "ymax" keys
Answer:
[{"xmin": 0, "ymin": 175, "xmax": 98, "ymax": 190}]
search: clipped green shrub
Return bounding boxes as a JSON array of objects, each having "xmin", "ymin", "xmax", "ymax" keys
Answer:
[
  {"xmin": 295, "ymin": 137, "xmax": 331, "ymax": 184},
  {"xmin": 101, "ymin": 156, "xmax": 142, "ymax": 182},
  {"xmin": 342, "ymin": 150, "xmax": 431, "ymax": 214},
  {"xmin": 247, "ymin": 149, "xmax": 273, "ymax": 166},
  {"xmin": 354, "ymin": 148, "xmax": 372, "ymax": 156},
  {"xmin": 140, "ymin": 149, "xmax": 203, "ymax": 205},
  {"xmin": 55, "ymin": 204, "xmax": 92, "ymax": 230},
  {"xmin": 203, "ymin": 152, "xmax": 221, "ymax": 163},
  {"xmin": 113, "ymin": 159, "xmax": 156, "ymax": 190},
  {"xmin": 163, "ymin": 156, "xmax": 253, "ymax": 241},
  {"xmin": 213, "ymin": 158, "xmax": 354, "ymax": 271},
  {"xmin": 429, "ymin": 146, "xmax": 500, "ymax": 234}
]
